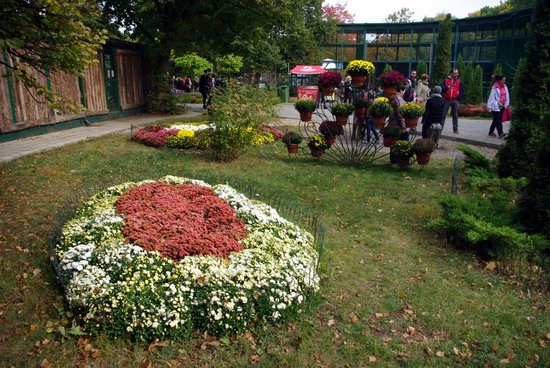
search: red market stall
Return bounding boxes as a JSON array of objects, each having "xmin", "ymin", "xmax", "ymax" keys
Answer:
[{"xmin": 290, "ymin": 65, "xmax": 326, "ymax": 100}]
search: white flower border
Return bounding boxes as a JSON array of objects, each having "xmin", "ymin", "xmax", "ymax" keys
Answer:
[
  {"xmin": 55, "ymin": 176, "xmax": 320, "ymax": 339},
  {"xmin": 169, "ymin": 123, "xmax": 211, "ymax": 133}
]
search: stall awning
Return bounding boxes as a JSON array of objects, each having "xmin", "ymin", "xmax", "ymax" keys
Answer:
[{"xmin": 289, "ymin": 65, "xmax": 326, "ymax": 74}]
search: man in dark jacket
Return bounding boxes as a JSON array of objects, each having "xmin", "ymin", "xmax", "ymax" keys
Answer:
[
  {"xmin": 422, "ymin": 86, "xmax": 445, "ymax": 141},
  {"xmin": 441, "ymin": 68, "xmax": 464, "ymax": 134},
  {"xmin": 199, "ymin": 69, "xmax": 212, "ymax": 109}
]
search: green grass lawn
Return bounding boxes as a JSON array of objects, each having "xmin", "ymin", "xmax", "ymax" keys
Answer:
[{"xmin": 0, "ymin": 128, "xmax": 548, "ymax": 367}]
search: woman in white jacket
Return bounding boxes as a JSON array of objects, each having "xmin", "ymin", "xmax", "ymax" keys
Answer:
[{"xmin": 487, "ymin": 74, "xmax": 510, "ymax": 138}]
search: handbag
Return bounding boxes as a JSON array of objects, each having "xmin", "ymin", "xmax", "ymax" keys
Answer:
[{"xmin": 502, "ymin": 106, "xmax": 512, "ymax": 122}]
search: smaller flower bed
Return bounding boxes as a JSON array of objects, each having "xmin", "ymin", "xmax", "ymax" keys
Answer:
[{"xmin": 133, "ymin": 122, "xmax": 281, "ymax": 150}]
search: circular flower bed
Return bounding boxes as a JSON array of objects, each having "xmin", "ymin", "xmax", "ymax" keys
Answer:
[{"xmin": 55, "ymin": 176, "xmax": 320, "ymax": 340}]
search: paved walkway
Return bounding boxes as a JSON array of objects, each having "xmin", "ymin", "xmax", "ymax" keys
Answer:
[
  {"xmin": 0, "ymin": 111, "xmax": 202, "ymax": 164},
  {"xmin": 1, "ymin": 103, "xmax": 508, "ymax": 164},
  {"xmin": 278, "ymin": 103, "xmax": 510, "ymax": 149}
]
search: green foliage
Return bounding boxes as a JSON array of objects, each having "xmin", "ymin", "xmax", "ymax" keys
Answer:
[
  {"xmin": 497, "ymin": 0, "xmax": 550, "ymax": 180},
  {"xmin": 455, "ymin": 54, "xmax": 465, "ymax": 78},
  {"xmin": 431, "ymin": 195, "xmax": 548, "ymax": 260},
  {"xmin": 456, "ymin": 144, "xmax": 492, "ymax": 170},
  {"xmin": 468, "ymin": 176, "xmax": 528, "ymax": 193},
  {"xmin": 282, "ymin": 131, "xmax": 303, "ymax": 145},
  {"xmin": 354, "ymin": 99, "xmax": 371, "ymax": 108},
  {"xmin": 412, "ymin": 139, "xmax": 436, "ymax": 154},
  {"xmin": 381, "ymin": 126, "xmax": 401, "ymax": 137},
  {"xmin": 215, "ymin": 54, "xmax": 243, "ymax": 76},
  {"xmin": 462, "ymin": 63, "xmax": 474, "ymax": 104},
  {"xmin": 517, "ymin": 130, "xmax": 550, "ymax": 238},
  {"xmin": 1, "ymin": 0, "xmax": 108, "ymax": 108},
  {"xmin": 294, "ymin": 99, "xmax": 316, "ymax": 112},
  {"xmin": 165, "ymin": 136, "xmax": 195, "ymax": 149},
  {"xmin": 208, "ymin": 85, "xmax": 278, "ymax": 161},
  {"xmin": 431, "ymin": 14, "xmax": 453, "ymax": 87},
  {"xmin": 145, "ymin": 74, "xmax": 185, "ymax": 114},
  {"xmin": 385, "ymin": 7, "xmax": 415, "ymax": 23},
  {"xmin": 468, "ymin": 0, "xmax": 536, "ymax": 17},
  {"xmin": 330, "ymin": 102, "xmax": 354, "ymax": 116},
  {"xmin": 307, "ymin": 134, "xmax": 329, "ymax": 149},
  {"xmin": 383, "ymin": 64, "xmax": 393, "ymax": 72},
  {"xmin": 172, "ymin": 53, "xmax": 213, "ymax": 78},
  {"xmin": 470, "ymin": 65, "xmax": 484, "ymax": 104},
  {"xmin": 370, "ymin": 98, "xmax": 392, "ymax": 117},
  {"xmin": 416, "ymin": 61, "xmax": 428, "ymax": 77}
]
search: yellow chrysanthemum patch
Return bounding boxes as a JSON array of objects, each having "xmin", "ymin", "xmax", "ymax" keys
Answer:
[
  {"xmin": 251, "ymin": 131, "xmax": 275, "ymax": 146},
  {"xmin": 177, "ymin": 129, "xmax": 195, "ymax": 138}
]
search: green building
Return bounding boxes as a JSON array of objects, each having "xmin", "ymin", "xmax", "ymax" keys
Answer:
[{"xmin": 324, "ymin": 8, "xmax": 533, "ymax": 84}]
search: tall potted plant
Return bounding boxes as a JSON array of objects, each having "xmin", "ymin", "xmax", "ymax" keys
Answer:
[
  {"xmin": 400, "ymin": 102, "xmax": 425, "ymax": 129},
  {"xmin": 282, "ymin": 131, "xmax": 303, "ymax": 154},
  {"xmin": 379, "ymin": 70, "xmax": 408, "ymax": 97},
  {"xmin": 331, "ymin": 102, "xmax": 354, "ymax": 125},
  {"xmin": 307, "ymin": 134, "xmax": 329, "ymax": 157},
  {"xmin": 354, "ymin": 99, "xmax": 371, "ymax": 120},
  {"xmin": 380, "ymin": 126, "xmax": 401, "ymax": 147},
  {"xmin": 370, "ymin": 97, "xmax": 392, "ymax": 129},
  {"xmin": 345, "ymin": 60, "xmax": 375, "ymax": 86},
  {"xmin": 318, "ymin": 72, "xmax": 342, "ymax": 97},
  {"xmin": 294, "ymin": 99, "xmax": 316, "ymax": 121},
  {"xmin": 319, "ymin": 120, "xmax": 344, "ymax": 145},
  {"xmin": 412, "ymin": 138, "xmax": 436, "ymax": 165}
]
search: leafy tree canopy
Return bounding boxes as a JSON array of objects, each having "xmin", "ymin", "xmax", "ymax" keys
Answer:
[
  {"xmin": 386, "ymin": 8, "xmax": 415, "ymax": 23},
  {"xmin": 215, "ymin": 54, "xmax": 244, "ymax": 76},
  {"xmin": 468, "ymin": 0, "xmax": 536, "ymax": 17},
  {"xmin": 172, "ymin": 53, "xmax": 212, "ymax": 79},
  {"xmin": 323, "ymin": 2, "xmax": 355, "ymax": 23},
  {"xmin": 0, "ymin": 0, "xmax": 108, "ymax": 107},
  {"xmin": 100, "ymin": 0, "xmax": 333, "ymax": 73}
]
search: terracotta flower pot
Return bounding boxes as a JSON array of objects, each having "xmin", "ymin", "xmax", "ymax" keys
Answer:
[
  {"xmin": 335, "ymin": 115, "xmax": 348, "ymax": 125},
  {"xmin": 398, "ymin": 157, "xmax": 411, "ymax": 169},
  {"xmin": 350, "ymin": 74, "xmax": 366, "ymax": 87},
  {"xmin": 383, "ymin": 135, "xmax": 397, "ymax": 147},
  {"xmin": 325, "ymin": 135, "xmax": 336, "ymax": 145},
  {"xmin": 416, "ymin": 153, "xmax": 431, "ymax": 165},
  {"xmin": 310, "ymin": 148, "xmax": 324, "ymax": 158},
  {"xmin": 405, "ymin": 116, "xmax": 419, "ymax": 129},
  {"xmin": 299, "ymin": 111, "xmax": 313, "ymax": 121},
  {"xmin": 322, "ymin": 86, "xmax": 335, "ymax": 96},
  {"xmin": 354, "ymin": 107, "xmax": 367, "ymax": 119},
  {"xmin": 383, "ymin": 87, "xmax": 397, "ymax": 98},
  {"xmin": 374, "ymin": 116, "xmax": 386, "ymax": 129},
  {"xmin": 287, "ymin": 143, "xmax": 299, "ymax": 154}
]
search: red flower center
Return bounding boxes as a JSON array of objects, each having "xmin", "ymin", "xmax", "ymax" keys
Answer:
[{"xmin": 115, "ymin": 182, "xmax": 248, "ymax": 260}]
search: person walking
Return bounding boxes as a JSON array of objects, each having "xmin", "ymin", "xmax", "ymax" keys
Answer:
[
  {"xmin": 199, "ymin": 69, "xmax": 212, "ymax": 109},
  {"xmin": 422, "ymin": 86, "xmax": 445, "ymax": 141},
  {"xmin": 487, "ymin": 74, "xmax": 509, "ymax": 138},
  {"xmin": 441, "ymin": 68, "xmax": 464, "ymax": 134}
]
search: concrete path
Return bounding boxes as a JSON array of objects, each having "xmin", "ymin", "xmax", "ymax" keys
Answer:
[
  {"xmin": 1, "ymin": 102, "xmax": 509, "ymax": 164},
  {"xmin": 278, "ymin": 103, "xmax": 510, "ymax": 149},
  {"xmin": 0, "ymin": 111, "xmax": 202, "ymax": 164}
]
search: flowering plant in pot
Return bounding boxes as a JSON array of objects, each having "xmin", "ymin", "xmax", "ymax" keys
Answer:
[
  {"xmin": 370, "ymin": 97, "xmax": 391, "ymax": 128},
  {"xmin": 379, "ymin": 70, "xmax": 408, "ymax": 92},
  {"xmin": 282, "ymin": 131, "xmax": 303, "ymax": 154},
  {"xmin": 331, "ymin": 102, "xmax": 354, "ymax": 125},
  {"xmin": 319, "ymin": 120, "xmax": 344, "ymax": 144},
  {"xmin": 346, "ymin": 60, "xmax": 375, "ymax": 86},
  {"xmin": 400, "ymin": 102, "xmax": 425, "ymax": 128},
  {"xmin": 294, "ymin": 99, "xmax": 316, "ymax": 121},
  {"xmin": 345, "ymin": 60, "xmax": 375, "ymax": 75},
  {"xmin": 412, "ymin": 138, "xmax": 436, "ymax": 165},
  {"xmin": 318, "ymin": 72, "xmax": 342, "ymax": 89},
  {"xmin": 307, "ymin": 134, "xmax": 329, "ymax": 157},
  {"xmin": 391, "ymin": 140, "xmax": 413, "ymax": 168},
  {"xmin": 354, "ymin": 99, "xmax": 371, "ymax": 119},
  {"xmin": 380, "ymin": 126, "xmax": 401, "ymax": 147}
]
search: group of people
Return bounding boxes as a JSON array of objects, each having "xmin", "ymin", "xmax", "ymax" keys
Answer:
[
  {"xmin": 171, "ymin": 75, "xmax": 192, "ymax": 94},
  {"xmin": 409, "ymin": 68, "xmax": 510, "ymax": 140},
  {"xmin": 172, "ymin": 69, "xmax": 222, "ymax": 109}
]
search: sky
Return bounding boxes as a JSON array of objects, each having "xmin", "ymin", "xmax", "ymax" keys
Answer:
[{"xmin": 324, "ymin": 0, "xmax": 505, "ymax": 23}]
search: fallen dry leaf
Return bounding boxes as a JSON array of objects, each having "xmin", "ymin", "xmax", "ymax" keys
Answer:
[
  {"xmin": 368, "ymin": 356, "xmax": 377, "ymax": 363},
  {"xmin": 327, "ymin": 318, "xmax": 335, "ymax": 327},
  {"xmin": 249, "ymin": 354, "xmax": 261, "ymax": 365},
  {"xmin": 350, "ymin": 312, "xmax": 360, "ymax": 324},
  {"xmin": 436, "ymin": 351, "xmax": 445, "ymax": 357},
  {"xmin": 484, "ymin": 261, "xmax": 497, "ymax": 271}
]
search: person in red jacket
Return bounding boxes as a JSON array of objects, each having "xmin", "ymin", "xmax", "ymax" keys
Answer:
[{"xmin": 440, "ymin": 68, "xmax": 464, "ymax": 134}]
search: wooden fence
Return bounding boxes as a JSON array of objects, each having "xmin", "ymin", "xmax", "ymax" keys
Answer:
[{"xmin": 1, "ymin": 44, "xmax": 145, "ymax": 135}]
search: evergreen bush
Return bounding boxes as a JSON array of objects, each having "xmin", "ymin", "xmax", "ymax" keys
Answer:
[
  {"xmin": 431, "ymin": 14, "xmax": 453, "ymax": 86},
  {"xmin": 416, "ymin": 62, "xmax": 428, "ymax": 78},
  {"xmin": 462, "ymin": 63, "xmax": 474, "ymax": 104},
  {"xmin": 469, "ymin": 65, "xmax": 484, "ymax": 104}
]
